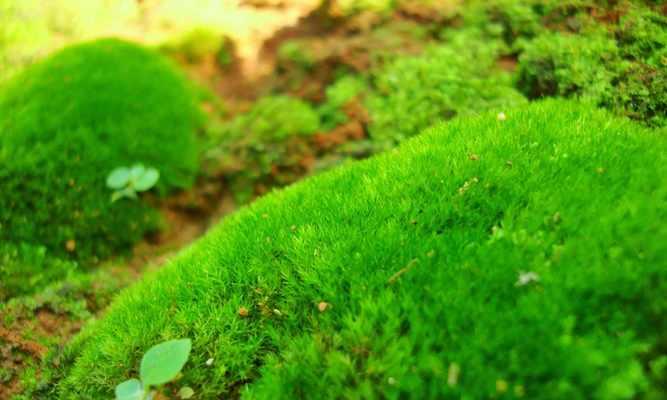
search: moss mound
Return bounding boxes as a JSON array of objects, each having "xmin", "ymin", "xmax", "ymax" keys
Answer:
[
  {"xmin": 0, "ymin": 38, "xmax": 201, "ymax": 264},
  {"xmin": 53, "ymin": 100, "xmax": 666, "ymax": 399}
]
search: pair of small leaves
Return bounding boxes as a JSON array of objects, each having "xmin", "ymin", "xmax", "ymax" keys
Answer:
[
  {"xmin": 115, "ymin": 339, "xmax": 192, "ymax": 400},
  {"xmin": 107, "ymin": 164, "xmax": 160, "ymax": 202}
]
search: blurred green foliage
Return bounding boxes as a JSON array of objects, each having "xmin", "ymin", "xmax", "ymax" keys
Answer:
[
  {"xmin": 516, "ymin": 32, "xmax": 621, "ymax": 100},
  {"xmin": 367, "ymin": 34, "xmax": 526, "ymax": 148},
  {"xmin": 159, "ymin": 28, "xmax": 234, "ymax": 67},
  {"xmin": 0, "ymin": 243, "xmax": 77, "ymax": 301},
  {"xmin": 318, "ymin": 75, "xmax": 368, "ymax": 130},
  {"xmin": 515, "ymin": 6, "xmax": 667, "ymax": 127},
  {"xmin": 212, "ymin": 96, "xmax": 321, "ymax": 201},
  {"xmin": 277, "ymin": 40, "xmax": 316, "ymax": 71}
]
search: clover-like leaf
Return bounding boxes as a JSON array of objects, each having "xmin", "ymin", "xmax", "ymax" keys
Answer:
[
  {"xmin": 140, "ymin": 339, "xmax": 192, "ymax": 387},
  {"xmin": 115, "ymin": 378, "xmax": 144, "ymax": 400},
  {"xmin": 129, "ymin": 164, "xmax": 147, "ymax": 181},
  {"xmin": 107, "ymin": 167, "xmax": 131, "ymax": 189},
  {"xmin": 134, "ymin": 168, "xmax": 160, "ymax": 192}
]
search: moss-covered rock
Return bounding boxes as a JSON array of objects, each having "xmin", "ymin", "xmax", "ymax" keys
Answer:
[
  {"xmin": 0, "ymin": 38, "xmax": 201, "ymax": 264},
  {"xmin": 54, "ymin": 100, "xmax": 666, "ymax": 399}
]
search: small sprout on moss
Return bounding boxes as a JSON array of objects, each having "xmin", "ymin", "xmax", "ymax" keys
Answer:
[
  {"xmin": 205, "ymin": 358, "xmax": 214, "ymax": 366},
  {"xmin": 238, "ymin": 307, "xmax": 249, "ymax": 317},
  {"xmin": 515, "ymin": 271, "xmax": 540, "ymax": 287},
  {"xmin": 387, "ymin": 377, "xmax": 397, "ymax": 385},
  {"xmin": 107, "ymin": 164, "xmax": 160, "ymax": 202},
  {"xmin": 115, "ymin": 339, "xmax": 192, "ymax": 400},
  {"xmin": 178, "ymin": 386, "xmax": 195, "ymax": 399}
]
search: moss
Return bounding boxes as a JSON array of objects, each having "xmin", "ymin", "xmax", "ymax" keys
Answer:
[
  {"xmin": 0, "ymin": 38, "xmax": 201, "ymax": 264},
  {"xmin": 224, "ymin": 96, "xmax": 320, "ymax": 142},
  {"xmin": 54, "ymin": 100, "xmax": 666, "ymax": 399},
  {"xmin": 604, "ymin": 61, "xmax": 667, "ymax": 128},
  {"xmin": 367, "ymin": 34, "xmax": 526, "ymax": 148},
  {"xmin": 616, "ymin": 8, "xmax": 667, "ymax": 66},
  {"xmin": 0, "ymin": 243, "xmax": 77, "ymax": 301},
  {"xmin": 516, "ymin": 32, "xmax": 621, "ymax": 100},
  {"xmin": 459, "ymin": 0, "xmax": 544, "ymax": 50},
  {"xmin": 516, "ymin": 9, "xmax": 667, "ymax": 127},
  {"xmin": 318, "ymin": 75, "xmax": 368, "ymax": 131},
  {"xmin": 277, "ymin": 41, "xmax": 316, "ymax": 71},
  {"xmin": 211, "ymin": 95, "xmax": 321, "ymax": 201}
]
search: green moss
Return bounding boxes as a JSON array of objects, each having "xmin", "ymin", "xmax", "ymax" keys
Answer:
[
  {"xmin": 367, "ymin": 35, "xmax": 526, "ymax": 148},
  {"xmin": 277, "ymin": 41, "xmax": 316, "ymax": 71},
  {"xmin": 516, "ymin": 32, "xmax": 621, "ymax": 100},
  {"xmin": 459, "ymin": 0, "xmax": 544, "ymax": 49},
  {"xmin": 212, "ymin": 95, "xmax": 321, "ymax": 201},
  {"xmin": 225, "ymin": 96, "xmax": 320, "ymax": 142},
  {"xmin": 603, "ymin": 61, "xmax": 667, "ymax": 128},
  {"xmin": 0, "ymin": 243, "xmax": 77, "ymax": 301},
  {"xmin": 516, "ymin": 14, "xmax": 667, "ymax": 127},
  {"xmin": 318, "ymin": 75, "xmax": 368, "ymax": 131},
  {"xmin": 615, "ymin": 8, "xmax": 667, "ymax": 67},
  {"xmin": 54, "ymin": 100, "xmax": 666, "ymax": 399},
  {"xmin": 0, "ymin": 38, "xmax": 201, "ymax": 264}
]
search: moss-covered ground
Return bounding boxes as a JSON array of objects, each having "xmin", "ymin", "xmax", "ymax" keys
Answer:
[
  {"xmin": 1, "ymin": 0, "xmax": 665, "ymax": 398},
  {"xmin": 54, "ymin": 100, "xmax": 667, "ymax": 399}
]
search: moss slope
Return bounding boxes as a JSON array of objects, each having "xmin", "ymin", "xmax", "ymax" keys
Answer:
[{"xmin": 55, "ymin": 100, "xmax": 665, "ymax": 399}]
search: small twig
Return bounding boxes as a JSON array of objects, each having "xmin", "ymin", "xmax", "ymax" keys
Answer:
[{"xmin": 387, "ymin": 259, "xmax": 419, "ymax": 285}]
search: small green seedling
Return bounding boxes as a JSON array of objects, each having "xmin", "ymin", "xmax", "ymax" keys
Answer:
[
  {"xmin": 115, "ymin": 338, "xmax": 192, "ymax": 400},
  {"xmin": 107, "ymin": 164, "xmax": 160, "ymax": 202}
]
